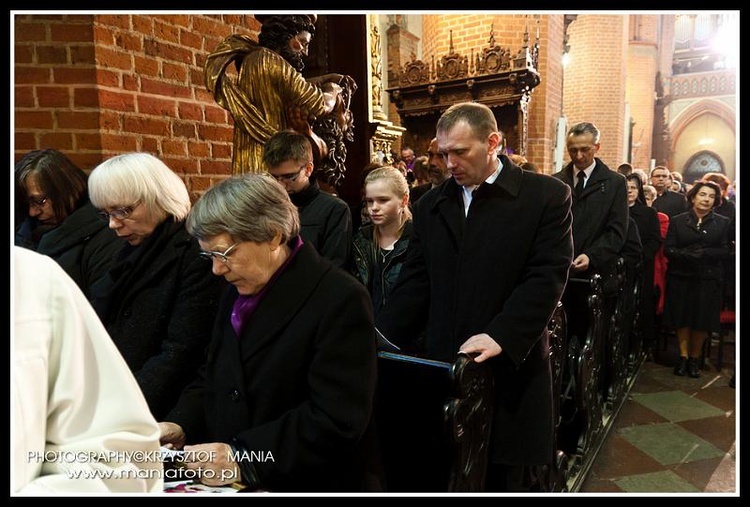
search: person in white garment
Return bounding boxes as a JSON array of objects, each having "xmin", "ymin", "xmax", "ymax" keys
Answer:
[{"xmin": 12, "ymin": 246, "xmax": 163, "ymax": 494}]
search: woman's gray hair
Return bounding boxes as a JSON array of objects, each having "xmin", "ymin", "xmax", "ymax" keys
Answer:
[
  {"xmin": 187, "ymin": 174, "xmax": 300, "ymax": 243},
  {"xmin": 88, "ymin": 152, "xmax": 191, "ymax": 221}
]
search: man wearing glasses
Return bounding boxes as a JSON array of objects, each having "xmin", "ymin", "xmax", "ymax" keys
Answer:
[
  {"xmin": 263, "ymin": 129, "xmax": 352, "ymax": 269},
  {"xmin": 650, "ymin": 165, "xmax": 688, "ymax": 218}
]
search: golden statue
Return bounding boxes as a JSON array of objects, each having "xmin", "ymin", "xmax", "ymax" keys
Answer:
[{"xmin": 205, "ymin": 14, "xmax": 356, "ymax": 186}]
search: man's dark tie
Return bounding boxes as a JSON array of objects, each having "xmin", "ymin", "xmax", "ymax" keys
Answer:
[{"xmin": 575, "ymin": 170, "xmax": 586, "ymax": 197}]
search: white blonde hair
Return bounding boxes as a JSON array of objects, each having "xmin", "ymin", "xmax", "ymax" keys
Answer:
[{"xmin": 89, "ymin": 152, "xmax": 191, "ymax": 221}]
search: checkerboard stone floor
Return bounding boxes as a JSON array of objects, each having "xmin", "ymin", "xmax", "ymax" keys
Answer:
[{"xmin": 579, "ymin": 333, "xmax": 736, "ymax": 495}]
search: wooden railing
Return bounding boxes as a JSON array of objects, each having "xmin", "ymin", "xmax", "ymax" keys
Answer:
[{"xmin": 375, "ymin": 256, "xmax": 645, "ymax": 492}]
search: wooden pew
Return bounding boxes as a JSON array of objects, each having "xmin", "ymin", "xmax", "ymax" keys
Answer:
[{"xmin": 375, "ymin": 351, "xmax": 493, "ymax": 492}]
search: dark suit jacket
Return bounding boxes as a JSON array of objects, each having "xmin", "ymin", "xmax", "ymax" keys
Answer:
[
  {"xmin": 409, "ymin": 183, "xmax": 432, "ymax": 204},
  {"xmin": 653, "ymin": 189, "xmax": 688, "ymax": 218},
  {"xmin": 628, "ymin": 201, "xmax": 662, "ymax": 341},
  {"xmin": 629, "ymin": 201, "xmax": 662, "ymax": 264},
  {"xmin": 377, "ymin": 156, "xmax": 573, "ymax": 466},
  {"xmin": 168, "ymin": 241, "xmax": 380, "ymax": 492},
  {"xmin": 291, "ymin": 180, "xmax": 352, "ymax": 269},
  {"xmin": 554, "ymin": 158, "xmax": 629, "ymax": 273}
]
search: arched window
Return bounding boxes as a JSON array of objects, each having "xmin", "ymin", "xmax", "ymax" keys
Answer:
[{"xmin": 682, "ymin": 150, "xmax": 725, "ymax": 183}]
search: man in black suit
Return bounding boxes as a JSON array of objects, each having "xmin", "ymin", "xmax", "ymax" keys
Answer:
[
  {"xmin": 377, "ymin": 102, "xmax": 573, "ymax": 491},
  {"xmin": 650, "ymin": 165, "xmax": 688, "ymax": 218},
  {"xmin": 553, "ymin": 122, "xmax": 629, "ymax": 406},
  {"xmin": 553, "ymin": 122, "xmax": 629, "ymax": 278}
]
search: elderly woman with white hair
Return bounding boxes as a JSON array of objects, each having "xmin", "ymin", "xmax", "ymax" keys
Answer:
[{"xmin": 87, "ymin": 152, "xmax": 225, "ymax": 420}]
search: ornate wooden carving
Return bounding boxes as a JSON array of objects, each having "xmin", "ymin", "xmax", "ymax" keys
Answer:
[
  {"xmin": 367, "ymin": 16, "xmax": 406, "ymax": 165},
  {"xmin": 626, "ymin": 267, "xmax": 644, "ymax": 376},
  {"xmin": 370, "ymin": 121, "xmax": 406, "ymax": 165},
  {"xmin": 577, "ymin": 275, "xmax": 605, "ymax": 463},
  {"xmin": 387, "ymin": 24, "xmax": 540, "ymax": 155},
  {"xmin": 526, "ymin": 302, "xmax": 571, "ymax": 492},
  {"xmin": 376, "ymin": 264, "xmax": 650, "ymax": 493},
  {"xmin": 605, "ymin": 258, "xmax": 628, "ymax": 412},
  {"xmin": 369, "ymin": 18, "xmax": 386, "ymax": 121},
  {"xmin": 375, "ymin": 350, "xmax": 492, "ymax": 492},
  {"xmin": 445, "ymin": 352, "xmax": 494, "ymax": 492}
]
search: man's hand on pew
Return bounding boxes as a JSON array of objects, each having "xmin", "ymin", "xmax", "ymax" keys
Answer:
[{"xmin": 458, "ymin": 333, "xmax": 501, "ymax": 363}]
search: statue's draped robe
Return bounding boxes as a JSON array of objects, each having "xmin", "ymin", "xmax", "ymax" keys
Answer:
[{"xmin": 205, "ymin": 35, "xmax": 327, "ymax": 175}]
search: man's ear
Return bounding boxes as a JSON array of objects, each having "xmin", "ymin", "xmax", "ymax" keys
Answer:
[
  {"xmin": 487, "ymin": 131, "xmax": 502, "ymax": 155},
  {"xmin": 303, "ymin": 160, "xmax": 315, "ymax": 177}
]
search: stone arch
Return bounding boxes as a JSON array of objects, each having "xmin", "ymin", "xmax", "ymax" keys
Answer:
[
  {"xmin": 669, "ymin": 98, "xmax": 736, "ymax": 149},
  {"xmin": 668, "ymin": 98, "xmax": 735, "ymax": 180}
]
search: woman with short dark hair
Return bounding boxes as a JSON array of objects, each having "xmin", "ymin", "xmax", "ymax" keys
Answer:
[
  {"xmin": 664, "ymin": 180, "xmax": 731, "ymax": 377},
  {"xmin": 15, "ymin": 149, "xmax": 122, "ymax": 297}
]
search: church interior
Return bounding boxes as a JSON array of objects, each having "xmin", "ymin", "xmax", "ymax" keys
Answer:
[{"xmin": 12, "ymin": 11, "xmax": 738, "ymax": 495}]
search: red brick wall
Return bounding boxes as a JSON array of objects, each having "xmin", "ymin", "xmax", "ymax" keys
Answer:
[
  {"xmin": 15, "ymin": 15, "xmax": 98, "ymax": 168},
  {"xmin": 16, "ymin": 14, "xmax": 729, "ymax": 194},
  {"xmin": 563, "ymin": 15, "xmax": 628, "ymax": 169},
  {"xmin": 626, "ymin": 15, "xmax": 659, "ymax": 171},
  {"xmin": 385, "ymin": 23, "xmax": 420, "ymax": 135},
  {"xmin": 14, "ymin": 13, "xmax": 257, "ymax": 199},
  {"xmin": 422, "ymin": 13, "xmax": 534, "ymax": 58},
  {"xmin": 528, "ymin": 15, "xmax": 564, "ymax": 174}
]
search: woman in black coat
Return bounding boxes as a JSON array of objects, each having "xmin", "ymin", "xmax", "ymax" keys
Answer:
[
  {"xmin": 15, "ymin": 149, "xmax": 122, "ymax": 298},
  {"xmin": 160, "ymin": 174, "xmax": 381, "ymax": 492},
  {"xmin": 626, "ymin": 174, "xmax": 662, "ymax": 356},
  {"xmin": 663, "ymin": 181, "xmax": 731, "ymax": 378},
  {"xmin": 87, "ymin": 153, "xmax": 225, "ymax": 420}
]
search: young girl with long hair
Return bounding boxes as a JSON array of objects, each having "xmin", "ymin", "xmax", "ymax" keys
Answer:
[{"xmin": 351, "ymin": 166, "xmax": 413, "ymax": 317}]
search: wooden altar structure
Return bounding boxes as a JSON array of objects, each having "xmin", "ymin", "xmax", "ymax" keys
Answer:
[{"xmin": 386, "ymin": 26, "xmax": 541, "ymax": 157}]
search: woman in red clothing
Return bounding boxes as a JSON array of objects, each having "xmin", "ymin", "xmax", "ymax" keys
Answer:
[{"xmin": 644, "ymin": 184, "xmax": 669, "ymax": 316}]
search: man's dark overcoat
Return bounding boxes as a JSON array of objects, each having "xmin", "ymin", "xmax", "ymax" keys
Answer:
[
  {"xmin": 553, "ymin": 158, "xmax": 629, "ymax": 273},
  {"xmin": 377, "ymin": 156, "xmax": 573, "ymax": 466}
]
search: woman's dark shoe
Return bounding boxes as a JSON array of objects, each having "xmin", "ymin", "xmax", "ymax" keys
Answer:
[
  {"xmin": 674, "ymin": 357, "xmax": 688, "ymax": 376},
  {"xmin": 687, "ymin": 358, "xmax": 701, "ymax": 378},
  {"xmin": 729, "ymin": 375, "xmax": 735, "ymax": 388}
]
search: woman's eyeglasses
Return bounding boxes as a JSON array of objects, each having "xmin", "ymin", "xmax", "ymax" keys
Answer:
[
  {"xmin": 27, "ymin": 196, "xmax": 48, "ymax": 208},
  {"xmin": 97, "ymin": 203, "xmax": 138, "ymax": 221},
  {"xmin": 199, "ymin": 242, "xmax": 241, "ymax": 264}
]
